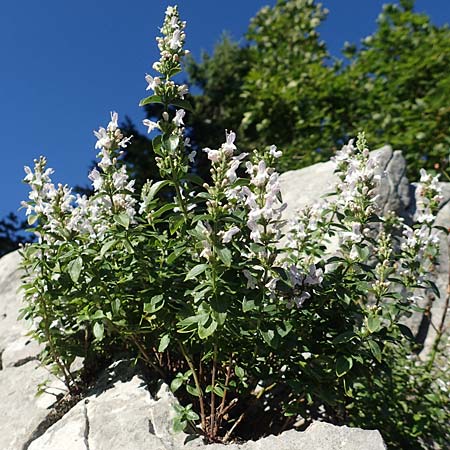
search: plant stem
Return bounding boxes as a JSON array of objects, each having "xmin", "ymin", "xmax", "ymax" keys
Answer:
[
  {"xmin": 223, "ymin": 411, "xmax": 246, "ymax": 443},
  {"xmin": 216, "ymin": 355, "xmax": 233, "ymax": 435},
  {"xmin": 179, "ymin": 342, "xmax": 207, "ymax": 432},
  {"xmin": 210, "ymin": 344, "xmax": 218, "ymax": 436}
]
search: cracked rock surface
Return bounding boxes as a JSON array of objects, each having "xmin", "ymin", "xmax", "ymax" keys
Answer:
[
  {"xmin": 27, "ymin": 362, "xmax": 194, "ymax": 450},
  {"xmin": 26, "ymin": 361, "xmax": 386, "ymax": 450}
]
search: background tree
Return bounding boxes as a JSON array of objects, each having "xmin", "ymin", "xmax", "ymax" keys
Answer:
[
  {"xmin": 340, "ymin": 0, "xmax": 450, "ymax": 176},
  {"xmin": 118, "ymin": 0, "xmax": 450, "ymax": 185},
  {"xmin": 0, "ymin": 213, "xmax": 33, "ymax": 257},
  {"xmin": 185, "ymin": 0, "xmax": 450, "ymax": 177}
]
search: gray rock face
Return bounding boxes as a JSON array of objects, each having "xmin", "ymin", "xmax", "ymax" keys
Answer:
[
  {"xmin": 279, "ymin": 145, "xmax": 411, "ymax": 222},
  {"xmin": 0, "ymin": 360, "xmax": 65, "ymax": 450},
  {"xmin": 28, "ymin": 361, "xmax": 386, "ymax": 450},
  {"xmin": 0, "ymin": 250, "xmax": 62, "ymax": 450},
  {"xmin": 280, "ymin": 147, "xmax": 449, "ymax": 355},
  {"xmin": 0, "ymin": 250, "xmax": 28, "ymax": 352}
]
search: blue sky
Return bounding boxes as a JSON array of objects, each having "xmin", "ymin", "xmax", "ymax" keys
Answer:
[{"xmin": 1, "ymin": 0, "xmax": 449, "ymax": 218}]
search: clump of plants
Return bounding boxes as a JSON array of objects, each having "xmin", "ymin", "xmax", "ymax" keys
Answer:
[{"xmin": 20, "ymin": 5, "xmax": 449, "ymax": 448}]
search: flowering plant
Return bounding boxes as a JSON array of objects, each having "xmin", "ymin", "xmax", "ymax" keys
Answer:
[{"xmin": 20, "ymin": 5, "xmax": 449, "ymax": 447}]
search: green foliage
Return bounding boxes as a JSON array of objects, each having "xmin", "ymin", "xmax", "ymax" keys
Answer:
[
  {"xmin": 19, "ymin": 5, "xmax": 450, "ymax": 448},
  {"xmin": 0, "ymin": 212, "xmax": 34, "ymax": 257},
  {"xmin": 185, "ymin": 0, "xmax": 450, "ymax": 178}
]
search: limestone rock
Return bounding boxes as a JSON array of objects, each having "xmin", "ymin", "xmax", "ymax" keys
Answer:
[
  {"xmin": 27, "ymin": 362, "xmax": 194, "ymax": 450},
  {"xmin": 2, "ymin": 335, "xmax": 42, "ymax": 369},
  {"xmin": 279, "ymin": 145, "xmax": 411, "ymax": 222},
  {"xmin": 0, "ymin": 360, "xmax": 64, "ymax": 450},
  {"xmin": 27, "ymin": 362, "xmax": 386, "ymax": 450},
  {"xmin": 0, "ymin": 250, "xmax": 28, "ymax": 353}
]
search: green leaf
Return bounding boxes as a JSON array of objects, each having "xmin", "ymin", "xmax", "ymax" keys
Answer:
[
  {"xmin": 163, "ymin": 135, "xmax": 180, "ymax": 152},
  {"xmin": 171, "ymin": 98, "xmax": 194, "ymax": 112},
  {"xmin": 152, "ymin": 203, "xmax": 176, "ymax": 219},
  {"xmin": 198, "ymin": 318, "xmax": 217, "ymax": 339},
  {"xmin": 426, "ymin": 280, "xmax": 441, "ymax": 298},
  {"xmin": 158, "ymin": 334, "xmax": 170, "ymax": 352},
  {"xmin": 173, "ymin": 418, "xmax": 187, "ymax": 433},
  {"xmin": 111, "ymin": 298, "xmax": 121, "ymax": 316},
  {"xmin": 170, "ymin": 377, "xmax": 183, "ymax": 393},
  {"xmin": 67, "ymin": 256, "xmax": 83, "ymax": 283},
  {"xmin": 139, "ymin": 94, "xmax": 163, "ymax": 107},
  {"xmin": 144, "ymin": 295, "xmax": 165, "ymax": 314},
  {"xmin": 100, "ymin": 240, "xmax": 115, "ymax": 258},
  {"xmin": 367, "ymin": 315, "xmax": 381, "ymax": 333},
  {"xmin": 93, "ymin": 322, "xmax": 104, "ymax": 341},
  {"xmin": 92, "ymin": 310, "xmax": 105, "ymax": 320},
  {"xmin": 146, "ymin": 180, "xmax": 170, "ymax": 202},
  {"xmin": 169, "ymin": 215, "xmax": 185, "ymax": 234},
  {"xmin": 167, "ymin": 247, "xmax": 187, "ymax": 264},
  {"xmin": 242, "ymin": 298, "xmax": 256, "ymax": 312},
  {"xmin": 332, "ymin": 331, "xmax": 358, "ymax": 344},
  {"xmin": 213, "ymin": 385, "xmax": 225, "ymax": 397},
  {"xmin": 27, "ymin": 215, "xmax": 38, "ymax": 225},
  {"xmin": 186, "ymin": 384, "xmax": 200, "ymax": 397},
  {"xmin": 185, "ymin": 409, "xmax": 200, "ymax": 421},
  {"xmin": 336, "ymin": 355, "xmax": 353, "ymax": 377},
  {"xmin": 217, "ymin": 247, "xmax": 232, "ymax": 267},
  {"xmin": 114, "ymin": 213, "xmax": 130, "ymax": 229},
  {"xmin": 261, "ymin": 329, "xmax": 276, "ymax": 348},
  {"xmin": 185, "ymin": 264, "xmax": 208, "ymax": 280},
  {"xmin": 235, "ymin": 366, "xmax": 245, "ymax": 379},
  {"xmin": 398, "ymin": 323, "xmax": 414, "ymax": 341},
  {"xmin": 368, "ymin": 340, "xmax": 382, "ymax": 363}
]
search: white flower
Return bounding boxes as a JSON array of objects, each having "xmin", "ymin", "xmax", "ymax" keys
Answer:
[
  {"xmin": 169, "ymin": 29, "xmax": 182, "ymax": 49},
  {"xmin": 143, "ymin": 119, "xmax": 159, "ymax": 133},
  {"xmin": 252, "ymin": 161, "xmax": 269, "ymax": 187},
  {"xmin": 220, "ymin": 226, "xmax": 240, "ymax": 244},
  {"xmin": 223, "ymin": 131, "xmax": 236, "ymax": 155},
  {"xmin": 88, "ymin": 168, "xmax": 103, "ymax": 191},
  {"xmin": 178, "ymin": 84, "xmax": 189, "ymax": 99},
  {"xmin": 243, "ymin": 269, "xmax": 258, "ymax": 289},
  {"xmin": 173, "ymin": 109, "xmax": 185, "ymax": 127},
  {"xmin": 145, "ymin": 74, "xmax": 161, "ymax": 92},
  {"xmin": 107, "ymin": 111, "xmax": 119, "ymax": 132},
  {"xmin": 93, "ymin": 127, "xmax": 111, "ymax": 150},
  {"xmin": 166, "ymin": 6, "xmax": 176, "ymax": 16},
  {"xmin": 98, "ymin": 149, "xmax": 112, "ymax": 171},
  {"xmin": 188, "ymin": 150, "xmax": 196, "ymax": 163},
  {"xmin": 226, "ymin": 159, "xmax": 240, "ymax": 183},
  {"xmin": 269, "ymin": 145, "xmax": 282, "ymax": 158},
  {"xmin": 204, "ymin": 148, "xmax": 221, "ymax": 163}
]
